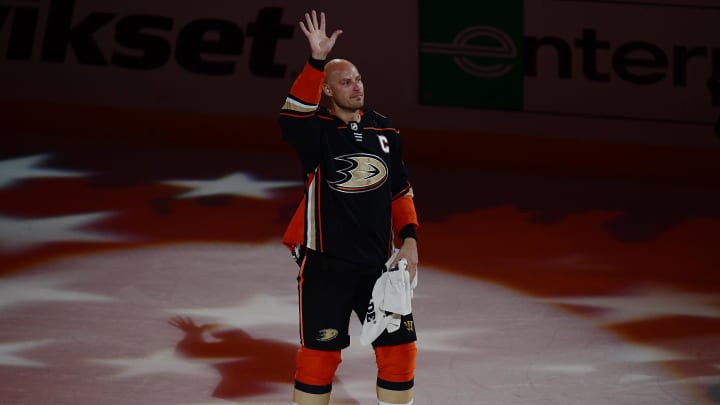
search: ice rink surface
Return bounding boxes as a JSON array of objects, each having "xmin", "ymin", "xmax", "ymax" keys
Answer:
[{"xmin": 1, "ymin": 134, "xmax": 718, "ymax": 404}]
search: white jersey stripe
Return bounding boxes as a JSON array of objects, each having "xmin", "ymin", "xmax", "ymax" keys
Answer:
[
  {"xmin": 284, "ymin": 97, "xmax": 318, "ymax": 112},
  {"xmin": 306, "ymin": 171, "xmax": 318, "ymax": 250}
]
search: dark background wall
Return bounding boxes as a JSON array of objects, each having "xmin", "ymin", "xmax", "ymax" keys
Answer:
[{"xmin": 2, "ymin": 0, "xmax": 719, "ymax": 148}]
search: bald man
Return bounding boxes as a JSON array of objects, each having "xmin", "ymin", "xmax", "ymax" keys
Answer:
[{"xmin": 279, "ymin": 10, "xmax": 420, "ymax": 405}]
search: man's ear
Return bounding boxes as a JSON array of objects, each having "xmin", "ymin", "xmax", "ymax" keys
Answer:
[{"xmin": 322, "ymin": 84, "xmax": 332, "ymax": 97}]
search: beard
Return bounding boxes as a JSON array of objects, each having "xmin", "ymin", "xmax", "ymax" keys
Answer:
[{"xmin": 334, "ymin": 96, "xmax": 364, "ymax": 112}]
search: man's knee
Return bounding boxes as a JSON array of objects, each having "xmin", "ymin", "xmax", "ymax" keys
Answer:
[
  {"xmin": 295, "ymin": 347, "xmax": 342, "ymax": 394},
  {"xmin": 374, "ymin": 342, "xmax": 417, "ymax": 389}
]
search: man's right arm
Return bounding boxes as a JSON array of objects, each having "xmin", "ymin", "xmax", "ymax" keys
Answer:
[
  {"xmin": 278, "ymin": 58, "xmax": 326, "ymax": 255},
  {"xmin": 279, "ymin": 10, "xmax": 340, "ymax": 157},
  {"xmin": 279, "ymin": 58, "xmax": 326, "ymax": 120},
  {"xmin": 278, "ymin": 58, "xmax": 326, "ymax": 162}
]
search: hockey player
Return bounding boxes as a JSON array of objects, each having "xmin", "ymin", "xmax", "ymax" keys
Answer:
[{"xmin": 279, "ymin": 10, "xmax": 420, "ymax": 405}]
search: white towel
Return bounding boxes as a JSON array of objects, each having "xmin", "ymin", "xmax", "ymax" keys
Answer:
[
  {"xmin": 360, "ymin": 251, "xmax": 417, "ymax": 346},
  {"xmin": 382, "ymin": 259, "xmax": 416, "ymax": 315}
]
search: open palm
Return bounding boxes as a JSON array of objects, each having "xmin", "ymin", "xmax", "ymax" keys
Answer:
[{"xmin": 299, "ymin": 10, "xmax": 343, "ymax": 60}]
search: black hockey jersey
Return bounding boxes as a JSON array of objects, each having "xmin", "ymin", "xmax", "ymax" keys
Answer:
[{"xmin": 279, "ymin": 59, "xmax": 417, "ymax": 267}]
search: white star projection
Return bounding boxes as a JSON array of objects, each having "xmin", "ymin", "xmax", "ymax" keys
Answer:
[
  {"xmin": 88, "ymin": 348, "xmax": 221, "ymax": 379},
  {"xmin": 0, "ymin": 154, "xmax": 89, "ymax": 188},
  {"xmin": 163, "ymin": 172, "xmax": 301, "ymax": 199},
  {"xmin": 527, "ymin": 364, "xmax": 597, "ymax": 374},
  {"xmin": 0, "ymin": 340, "xmax": 55, "ymax": 367},
  {"xmin": 525, "ymin": 341, "xmax": 692, "ymax": 382},
  {"xmin": 0, "ymin": 212, "xmax": 129, "ymax": 252},
  {"xmin": 606, "ymin": 342, "xmax": 692, "ymax": 363},
  {"xmin": 540, "ymin": 287, "xmax": 720, "ymax": 323},
  {"xmin": 167, "ymin": 293, "xmax": 298, "ymax": 328},
  {"xmin": 408, "ymin": 328, "xmax": 489, "ymax": 353},
  {"xmin": 618, "ymin": 374, "xmax": 659, "ymax": 384},
  {"xmin": 0, "ymin": 276, "xmax": 114, "ymax": 311}
]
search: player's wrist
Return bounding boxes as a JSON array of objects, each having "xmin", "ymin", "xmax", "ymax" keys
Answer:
[
  {"xmin": 309, "ymin": 55, "xmax": 328, "ymax": 71},
  {"xmin": 399, "ymin": 224, "xmax": 417, "ymax": 242}
]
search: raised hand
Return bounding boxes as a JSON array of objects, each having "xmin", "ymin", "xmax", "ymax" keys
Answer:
[{"xmin": 298, "ymin": 10, "xmax": 343, "ymax": 60}]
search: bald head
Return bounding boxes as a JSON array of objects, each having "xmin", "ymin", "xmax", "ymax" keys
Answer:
[
  {"xmin": 322, "ymin": 58, "xmax": 365, "ymax": 114},
  {"xmin": 324, "ymin": 59, "xmax": 357, "ymax": 82}
]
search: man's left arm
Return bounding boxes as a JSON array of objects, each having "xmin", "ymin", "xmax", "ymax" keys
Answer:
[
  {"xmin": 393, "ymin": 196, "xmax": 419, "ymax": 282},
  {"xmin": 389, "ymin": 131, "xmax": 419, "ymax": 281}
]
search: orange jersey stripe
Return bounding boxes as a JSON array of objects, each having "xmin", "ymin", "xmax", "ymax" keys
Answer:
[
  {"xmin": 282, "ymin": 196, "xmax": 305, "ymax": 251},
  {"xmin": 364, "ymin": 126, "xmax": 399, "ymax": 133},
  {"xmin": 297, "ymin": 254, "xmax": 309, "ymax": 345},
  {"xmin": 315, "ymin": 168, "xmax": 324, "ymax": 252},
  {"xmin": 279, "ymin": 111, "xmax": 315, "ymax": 119},
  {"xmin": 289, "ymin": 62, "xmax": 325, "ymax": 105},
  {"xmin": 392, "ymin": 184, "xmax": 413, "ymax": 200},
  {"xmin": 392, "ymin": 194, "xmax": 419, "ymax": 237}
]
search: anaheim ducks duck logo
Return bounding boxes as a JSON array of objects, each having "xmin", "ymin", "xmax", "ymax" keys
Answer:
[
  {"xmin": 329, "ymin": 153, "xmax": 388, "ymax": 193},
  {"xmin": 316, "ymin": 328, "xmax": 339, "ymax": 342}
]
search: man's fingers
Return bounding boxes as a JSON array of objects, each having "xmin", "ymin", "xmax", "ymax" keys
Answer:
[
  {"xmin": 330, "ymin": 29, "xmax": 343, "ymax": 42},
  {"xmin": 301, "ymin": 12, "xmax": 319, "ymax": 34},
  {"xmin": 311, "ymin": 10, "xmax": 319, "ymax": 29},
  {"xmin": 302, "ymin": 11, "xmax": 331, "ymax": 35},
  {"xmin": 298, "ymin": 21, "xmax": 309, "ymax": 36},
  {"xmin": 392, "ymin": 257, "xmax": 417, "ymax": 270}
]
